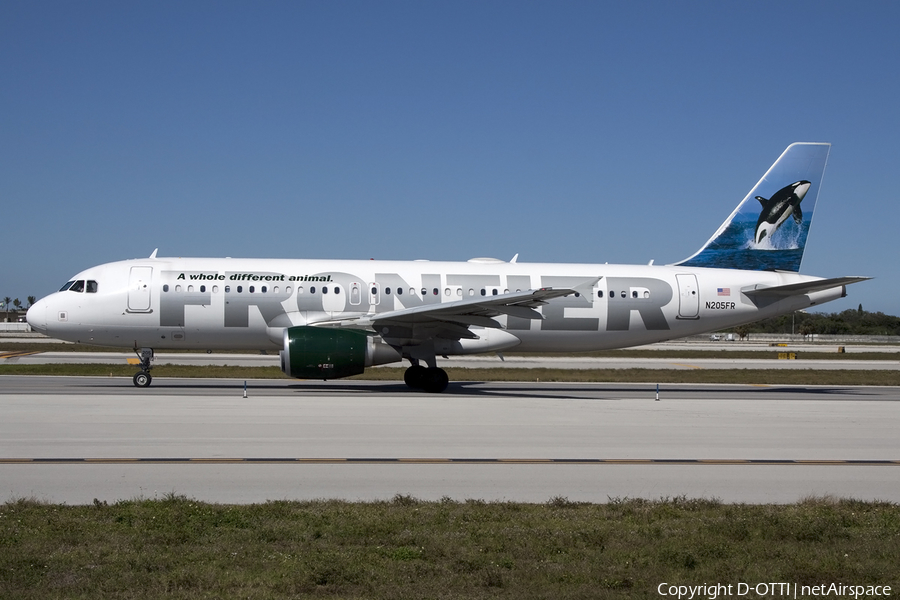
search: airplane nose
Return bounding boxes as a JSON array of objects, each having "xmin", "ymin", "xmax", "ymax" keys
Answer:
[{"xmin": 26, "ymin": 300, "xmax": 47, "ymax": 333}]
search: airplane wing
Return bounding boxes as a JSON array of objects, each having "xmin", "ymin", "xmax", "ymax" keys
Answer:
[
  {"xmin": 741, "ymin": 276, "xmax": 871, "ymax": 298},
  {"xmin": 314, "ymin": 287, "xmax": 586, "ymax": 341}
]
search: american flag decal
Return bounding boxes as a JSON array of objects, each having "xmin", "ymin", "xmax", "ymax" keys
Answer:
[{"xmin": 717, "ymin": 287, "xmax": 731, "ymax": 296}]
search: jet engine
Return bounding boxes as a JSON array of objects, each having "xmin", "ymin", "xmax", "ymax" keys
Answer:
[{"xmin": 280, "ymin": 326, "xmax": 401, "ymax": 380}]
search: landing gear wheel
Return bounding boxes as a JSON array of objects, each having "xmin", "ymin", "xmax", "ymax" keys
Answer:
[
  {"xmin": 133, "ymin": 372, "xmax": 152, "ymax": 388},
  {"xmin": 422, "ymin": 367, "xmax": 449, "ymax": 393},
  {"xmin": 404, "ymin": 365, "xmax": 428, "ymax": 389}
]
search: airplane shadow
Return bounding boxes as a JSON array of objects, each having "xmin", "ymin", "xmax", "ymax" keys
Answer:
[{"xmin": 66, "ymin": 376, "xmax": 885, "ymax": 401}]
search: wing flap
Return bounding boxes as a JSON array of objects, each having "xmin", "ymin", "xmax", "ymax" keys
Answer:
[{"xmin": 317, "ymin": 287, "xmax": 582, "ymax": 332}]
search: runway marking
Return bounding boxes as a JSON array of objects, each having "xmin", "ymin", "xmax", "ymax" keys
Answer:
[
  {"xmin": 0, "ymin": 350, "xmax": 41, "ymax": 360},
  {"xmin": 2, "ymin": 458, "xmax": 899, "ymax": 466}
]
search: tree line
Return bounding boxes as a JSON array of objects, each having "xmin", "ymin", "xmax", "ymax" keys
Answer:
[
  {"xmin": 3, "ymin": 295, "xmax": 900, "ymax": 335},
  {"xmin": 2, "ymin": 296, "xmax": 37, "ymax": 322},
  {"xmin": 730, "ymin": 306, "xmax": 900, "ymax": 337}
]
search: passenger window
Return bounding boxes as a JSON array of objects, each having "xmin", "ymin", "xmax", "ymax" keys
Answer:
[
  {"xmin": 480, "ymin": 289, "xmax": 486, "ymax": 296},
  {"xmin": 322, "ymin": 286, "xmax": 328, "ymax": 294},
  {"xmin": 609, "ymin": 290, "xmax": 614, "ymax": 298},
  {"xmin": 444, "ymin": 288, "xmax": 450, "ymax": 296},
  {"xmin": 87, "ymin": 281, "xmax": 98, "ymax": 293},
  {"xmin": 385, "ymin": 287, "xmax": 391, "ymax": 295},
  {"xmin": 598, "ymin": 290, "xmax": 604, "ymax": 298},
  {"xmin": 396, "ymin": 287, "xmax": 403, "ymax": 296},
  {"xmin": 200, "ymin": 285, "xmax": 206, "ymax": 293},
  {"xmin": 421, "ymin": 288, "xmax": 427, "ymax": 296},
  {"xmin": 469, "ymin": 289, "xmax": 475, "ymax": 296},
  {"xmin": 632, "ymin": 291, "xmax": 638, "ymax": 298},
  {"xmin": 249, "ymin": 286, "xmax": 255, "ymax": 293},
  {"xmin": 225, "ymin": 286, "xmax": 231, "ymax": 293},
  {"xmin": 69, "ymin": 280, "xmax": 85, "ymax": 293},
  {"xmin": 286, "ymin": 286, "xmax": 292, "ymax": 295},
  {"xmin": 621, "ymin": 291, "xmax": 626, "ymax": 298},
  {"xmin": 262, "ymin": 286, "xmax": 267, "ymax": 293},
  {"xmin": 310, "ymin": 286, "xmax": 316, "ymax": 294},
  {"xmin": 334, "ymin": 287, "xmax": 340, "ymax": 294},
  {"xmin": 237, "ymin": 286, "xmax": 242, "ymax": 293},
  {"xmin": 188, "ymin": 285, "xmax": 194, "ymax": 293},
  {"xmin": 433, "ymin": 288, "xmax": 439, "ymax": 296},
  {"xmin": 163, "ymin": 284, "xmax": 170, "ymax": 293},
  {"xmin": 213, "ymin": 285, "xmax": 218, "ymax": 293},
  {"xmin": 492, "ymin": 289, "xmax": 498, "ymax": 296},
  {"xmin": 176, "ymin": 285, "xmax": 182, "ymax": 292}
]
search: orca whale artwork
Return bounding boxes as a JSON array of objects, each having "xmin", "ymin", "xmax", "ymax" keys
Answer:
[{"xmin": 677, "ymin": 143, "xmax": 829, "ymax": 271}]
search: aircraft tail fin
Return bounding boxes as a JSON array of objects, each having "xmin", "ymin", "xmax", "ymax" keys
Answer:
[{"xmin": 674, "ymin": 142, "xmax": 831, "ymax": 272}]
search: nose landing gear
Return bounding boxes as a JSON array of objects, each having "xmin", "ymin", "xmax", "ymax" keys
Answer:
[{"xmin": 132, "ymin": 348, "xmax": 154, "ymax": 387}]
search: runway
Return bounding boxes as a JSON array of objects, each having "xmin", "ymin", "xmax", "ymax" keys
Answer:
[{"xmin": 1, "ymin": 375, "xmax": 898, "ymax": 505}]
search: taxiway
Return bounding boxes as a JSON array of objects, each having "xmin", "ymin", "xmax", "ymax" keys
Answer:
[{"xmin": 1, "ymin": 375, "xmax": 898, "ymax": 504}]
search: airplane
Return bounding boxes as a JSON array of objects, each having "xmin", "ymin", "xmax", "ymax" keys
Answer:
[{"xmin": 26, "ymin": 142, "xmax": 868, "ymax": 392}]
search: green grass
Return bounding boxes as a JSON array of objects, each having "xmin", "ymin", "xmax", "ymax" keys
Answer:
[{"xmin": 1, "ymin": 495, "xmax": 897, "ymax": 599}]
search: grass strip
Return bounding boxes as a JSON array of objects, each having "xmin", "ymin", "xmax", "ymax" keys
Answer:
[
  {"xmin": 1, "ymin": 495, "xmax": 897, "ymax": 599},
  {"xmin": 3, "ymin": 342, "xmax": 899, "ymax": 360},
  {"xmin": 2, "ymin": 363, "xmax": 900, "ymax": 385}
]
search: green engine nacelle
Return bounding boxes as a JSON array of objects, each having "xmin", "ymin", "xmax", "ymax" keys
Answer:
[{"xmin": 280, "ymin": 326, "xmax": 401, "ymax": 380}]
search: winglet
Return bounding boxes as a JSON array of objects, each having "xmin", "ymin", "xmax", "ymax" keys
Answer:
[{"xmin": 149, "ymin": 248, "xmax": 159, "ymax": 259}]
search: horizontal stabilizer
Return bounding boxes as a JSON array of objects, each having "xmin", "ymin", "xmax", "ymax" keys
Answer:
[{"xmin": 741, "ymin": 276, "xmax": 870, "ymax": 297}]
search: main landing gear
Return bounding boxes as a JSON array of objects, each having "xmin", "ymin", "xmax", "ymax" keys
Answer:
[
  {"xmin": 403, "ymin": 360, "xmax": 449, "ymax": 393},
  {"xmin": 132, "ymin": 348, "xmax": 154, "ymax": 388}
]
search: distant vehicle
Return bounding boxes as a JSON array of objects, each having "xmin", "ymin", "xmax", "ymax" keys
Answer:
[{"xmin": 709, "ymin": 334, "xmax": 722, "ymax": 341}]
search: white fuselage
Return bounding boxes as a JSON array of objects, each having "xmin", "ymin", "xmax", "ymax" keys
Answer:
[{"xmin": 27, "ymin": 256, "xmax": 842, "ymax": 356}]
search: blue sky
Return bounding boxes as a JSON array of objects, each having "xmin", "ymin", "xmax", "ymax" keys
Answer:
[{"xmin": 2, "ymin": 1, "xmax": 898, "ymax": 314}]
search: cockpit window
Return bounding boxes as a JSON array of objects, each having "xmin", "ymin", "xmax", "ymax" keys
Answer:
[
  {"xmin": 86, "ymin": 280, "xmax": 98, "ymax": 293},
  {"xmin": 59, "ymin": 281, "xmax": 75, "ymax": 292},
  {"xmin": 69, "ymin": 280, "xmax": 85, "ymax": 293}
]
